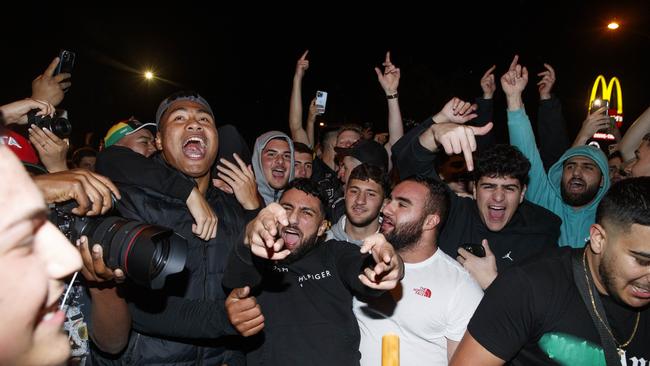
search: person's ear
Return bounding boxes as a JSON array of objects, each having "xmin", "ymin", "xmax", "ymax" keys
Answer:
[
  {"xmin": 520, "ymin": 184, "xmax": 527, "ymax": 203},
  {"xmin": 155, "ymin": 131, "xmax": 163, "ymax": 151},
  {"xmin": 589, "ymin": 223, "xmax": 607, "ymax": 254},
  {"xmin": 423, "ymin": 213, "xmax": 440, "ymax": 231},
  {"xmin": 317, "ymin": 219, "xmax": 329, "ymax": 237}
]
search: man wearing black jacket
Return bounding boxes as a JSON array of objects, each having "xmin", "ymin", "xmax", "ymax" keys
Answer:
[
  {"xmin": 391, "ymin": 98, "xmax": 561, "ymax": 289},
  {"xmin": 93, "ymin": 91, "xmax": 258, "ymax": 365},
  {"xmin": 223, "ymin": 178, "xmax": 404, "ymax": 366}
]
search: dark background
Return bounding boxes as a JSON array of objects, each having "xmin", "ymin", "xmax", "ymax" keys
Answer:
[{"xmin": 2, "ymin": 2, "xmax": 649, "ymax": 149}]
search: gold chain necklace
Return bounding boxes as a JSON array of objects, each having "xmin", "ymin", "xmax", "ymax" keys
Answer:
[{"xmin": 582, "ymin": 248, "xmax": 641, "ymax": 356}]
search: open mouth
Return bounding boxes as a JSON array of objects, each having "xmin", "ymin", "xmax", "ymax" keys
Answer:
[
  {"xmin": 281, "ymin": 227, "xmax": 302, "ymax": 250},
  {"xmin": 381, "ymin": 216, "xmax": 394, "ymax": 233},
  {"xmin": 37, "ymin": 298, "xmax": 66, "ymax": 327},
  {"xmin": 487, "ymin": 205, "xmax": 506, "ymax": 221},
  {"xmin": 567, "ymin": 178, "xmax": 586, "ymax": 192},
  {"xmin": 182, "ymin": 135, "xmax": 207, "ymax": 160},
  {"xmin": 631, "ymin": 285, "xmax": 650, "ymax": 299},
  {"xmin": 272, "ymin": 168, "xmax": 286, "ymax": 179}
]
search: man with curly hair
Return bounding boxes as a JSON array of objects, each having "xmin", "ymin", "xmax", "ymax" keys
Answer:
[{"xmin": 393, "ymin": 116, "xmax": 562, "ymax": 289}]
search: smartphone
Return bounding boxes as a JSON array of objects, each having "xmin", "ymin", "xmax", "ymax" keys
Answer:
[
  {"xmin": 315, "ymin": 90, "xmax": 328, "ymax": 114},
  {"xmin": 54, "ymin": 50, "xmax": 76, "ymax": 76},
  {"xmin": 460, "ymin": 243, "xmax": 486, "ymax": 258},
  {"xmin": 590, "ymin": 99, "xmax": 609, "ymax": 116}
]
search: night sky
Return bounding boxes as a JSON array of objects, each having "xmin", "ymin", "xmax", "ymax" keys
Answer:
[{"xmin": 2, "ymin": 2, "xmax": 649, "ymax": 149}]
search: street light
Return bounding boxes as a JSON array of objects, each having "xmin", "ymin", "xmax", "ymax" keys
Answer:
[
  {"xmin": 607, "ymin": 21, "xmax": 620, "ymax": 30},
  {"xmin": 144, "ymin": 71, "xmax": 154, "ymax": 80}
]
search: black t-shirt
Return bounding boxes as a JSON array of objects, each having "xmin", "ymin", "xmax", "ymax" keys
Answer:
[{"xmin": 468, "ymin": 247, "xmax": 649, "ymax": 365}]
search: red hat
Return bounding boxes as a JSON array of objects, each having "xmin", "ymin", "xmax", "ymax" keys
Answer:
[{"xmin": 0, "ymin": 129, "xmax": 39, "ymax": 165}]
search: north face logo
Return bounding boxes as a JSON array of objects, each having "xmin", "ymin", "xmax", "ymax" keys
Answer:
[{"xmin": 413, "ymin": 287, "xmax": 431, "ymax": 298}]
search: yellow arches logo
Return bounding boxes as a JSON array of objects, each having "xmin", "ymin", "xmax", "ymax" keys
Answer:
[{"xmin": 589, "ymin": 75, "xmax": 623, "ymax": 127}]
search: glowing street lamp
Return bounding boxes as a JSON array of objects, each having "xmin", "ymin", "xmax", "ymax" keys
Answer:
[
  {"xmin": 607, "ymin": 21, "xmax": 620, "ymax": 30},
  {"xmin": 144, "ymin": 71, "xmax": 154, "ymax": 80}
]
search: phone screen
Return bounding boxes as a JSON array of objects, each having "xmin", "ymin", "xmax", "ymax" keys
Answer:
[{"xmin": 55, "ymin": 50, "xmax": 76, "ymax": 76}]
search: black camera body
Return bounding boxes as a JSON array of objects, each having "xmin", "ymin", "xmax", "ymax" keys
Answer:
[
  {"xmin": 50, "ymin": 201, "xmax": 187, "ymax": 289},
  {"xmin": 28, "ymin": 109, "xmax": 72, "ymax": 138}
]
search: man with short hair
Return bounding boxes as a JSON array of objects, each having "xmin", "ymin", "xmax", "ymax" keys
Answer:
[
  {"xmin": 293, "ymin": 141, "xmax": 313, "ymax": 179},
  {"xmin": 252, "ymin": 131, "xmax": 295, "ymax": 204},
  {"xmin": 392, "ymin": 100, "xmax": 561, "ymax": 289},
  {"xmin": 326, "ymin": 163, "xmax": 388, "ymax": 245},
  {"xmin": 223, "ymin": 178, "xmax": 403, "ymax": 366},
  {"xmin": 97, "ymin": 91, "xmax": 256, "ymax": 365},
  {"xmin": 451, "ymin": 177, "xmax": 650, "ymax": 365},
  {"xmin": 355, "ymin": 176, "xmax": 484, "ymax": 365}
]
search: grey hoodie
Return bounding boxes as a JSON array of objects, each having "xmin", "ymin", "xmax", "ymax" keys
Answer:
[
  {"xmin": 252, "ymin": 131, "xmax": 295, "ymax": 205},
  {"xmin": 325, "ymin": 215, "xmax": 381, "ymax": 247}
]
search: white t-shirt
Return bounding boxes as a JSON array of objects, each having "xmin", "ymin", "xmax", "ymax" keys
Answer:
[{"xmin": 354, "ymin": 249, "xmax": 483, "ymax": 365}]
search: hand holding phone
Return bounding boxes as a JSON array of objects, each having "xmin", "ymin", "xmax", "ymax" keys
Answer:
[
  {"xmin": 315, "ymin": 91, "xmax": 327, "ymax": 115},
  {"xmin": 55, "ymin": 50, "xmax": 75, "ymax": 76},
  {"xmin": 460, "ymin": 243, "xmax": 486, "ymax": 258}
]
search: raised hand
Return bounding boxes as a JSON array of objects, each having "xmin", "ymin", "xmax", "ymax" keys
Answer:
[
  {"xmin": 434, "ymin": 97, "xmax": 479, "ymax": 125},
  {"xmin": 294, "ymin": 50, "xmax": 310, "ymax": 80},
  {"xmin": 537, "ymin": 63, "xmax": 556, "ymax": 100},
  {"xmin": 244, "ymin": 203, "xmax": 290, "ymax": 260},
  {"xmin": 358, "ymin": 233, "xmax": 404, "ymax": 290},
  {"xmin": 216, "ymin": 153, "xmax": 260, "ymax": 210},
  {"xmin": 480, "ymin": 65, "xmax": 497, "ymax": 99},
  {"xmin": 457, "ymin": 239, "xmax": 497, "ymax": 289},
  {"xmin": 28, "ymin": 125, "xmax": 69, "ymax": 172},
  {"xmin": 374, "ymin": 51, "xmax": 401, "ymax": 95},
  {"xmin": 430, "ymin": 122, "xmax": 494, "ymax": 171},
  {"xmin": 573, "ymin": 106, "xmax": 612, "ymax": 147},
  {"xmin": 31, "ymin": 57, "xmax": 71, "ymax": 107},
  {"xmin": 500, "ymin": 55, "xmax": 529, "ymax": 94}
]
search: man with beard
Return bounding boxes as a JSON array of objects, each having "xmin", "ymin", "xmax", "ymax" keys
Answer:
[
  {"xmin": 223, "ymin": 178, "xmax": 404, "ymax": 366},
  {"xmin": 252, "ymin": 131, "xmax": 295, "ymax": 204},
  {"xmin": 392, "ymin": 96, "xmax": 561, "ymax": 289},
  {"xmin": 451, "ymin": 177, "xmax": 650, "ymax": 366},
  {"xmin": 503, "ymin": 56, "xmax": 610, "ymax": 247},
  {"xmin": 326, "ymin": 163, "xmax": 389, "ymax": 245},
  {"xmin": 354, "ymin": 176, "xmax": 484, "ymax": 365},
  {"xmin": 92, "ymin": 91, "xmax": 258, "ymax": 365}
]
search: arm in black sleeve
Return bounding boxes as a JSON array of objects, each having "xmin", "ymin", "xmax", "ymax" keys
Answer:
[
  {"xmin": 127, "ymin": 293, "xmax": 237, "ymax": 338},
  {"xmin": 222, "ymin": 238, "xmax": 264, "ymax": 290},
  {"xmin": 472, "ymin": 97, "xmax": 496, "ymax": 152},
  {"xmin": 391, "ymin": 117, "xmax": 440, "ymax": 181},
  {"xmin": 96, "ymin": 146, "xmax": 195, "ymax": 201},
  {"xmin": 537, "ymin": 95, "xmax": 570, "ymax": 171},
  {"xmin": 330, "ymin": 241, "xmax": 384, "ymax": 298}
]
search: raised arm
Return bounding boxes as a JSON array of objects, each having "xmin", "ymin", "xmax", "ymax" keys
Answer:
[
  {"xmin": 289, "ymin": 50, "xmax": 312, "ymax": 146},
  {"xmin": 619, "ymin": 105, "xmax": 650, "ymax": 161},
  {"xmin": 536, "ymin": 63, "xmax": 570, "ymax": 169},
  {"xmin": 374, "ymin": 51, "xmax": 404, "ymax": 149},
  {"xmin": 474, "ymin": 65, "xmax": 497, "ymax": 151}
]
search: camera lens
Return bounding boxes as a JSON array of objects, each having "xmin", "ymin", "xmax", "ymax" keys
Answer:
[
  {"xmin": 49, "ymin": 117, "xmax": 72, "ymax": 138},
  {"xmin": 67, "ymin": 214, "xmax": 187, "ymax": 289}
]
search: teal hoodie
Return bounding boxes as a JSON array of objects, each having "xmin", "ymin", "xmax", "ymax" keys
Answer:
[{"xmin": 508, "ymin": 109, "xmax": 610, "ymax": 247}]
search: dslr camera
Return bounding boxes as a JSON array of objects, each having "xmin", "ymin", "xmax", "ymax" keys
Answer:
[
  {"xmin": 50, "ymin": 201, "xmax": 187, "ymax": 289},
  {"xmin": 28, "ymin": 108, "xmax": 72, "ymax": 138}
]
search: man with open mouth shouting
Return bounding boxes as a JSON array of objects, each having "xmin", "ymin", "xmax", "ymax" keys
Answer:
[{"xmin": 223, "ymin": 178, "xmax": 404, "ymax": 366}]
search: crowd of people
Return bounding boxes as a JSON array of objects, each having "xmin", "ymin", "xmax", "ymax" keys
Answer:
[{"xmin": 1, "ymin": 50, "xmax": 649, "ymax": 366}]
